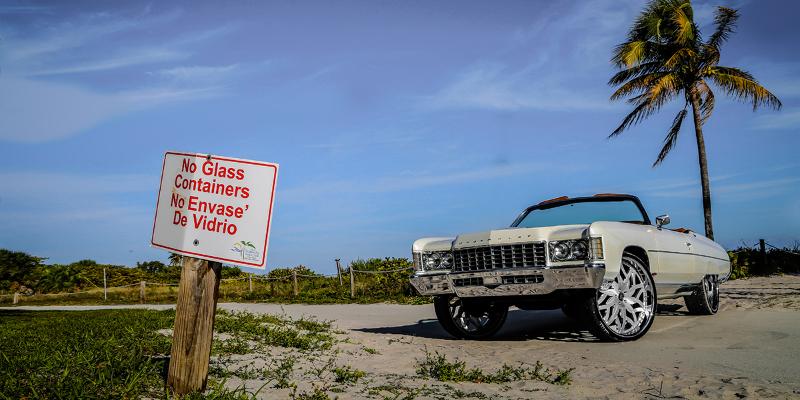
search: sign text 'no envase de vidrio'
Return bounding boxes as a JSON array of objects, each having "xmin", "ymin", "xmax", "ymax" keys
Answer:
[{"xmin": 151, "ymin": 152, "xmax": 278, "ymax": 268}]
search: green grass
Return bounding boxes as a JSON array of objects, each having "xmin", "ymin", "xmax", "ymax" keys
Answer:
[
  {"xmin": 332, "ymin": 365, "xmax": 366, "ymax": 384},
  {"xmin": 415, "ymin": 351, "xmax": 573, "ymax": 385},
  {"xmin": 1, "ymin": 277, "xmax": 431, "ymax": 307},
  {"xmin": 0, "ymin": 308, "xmax": 338, "ymax": 399}
]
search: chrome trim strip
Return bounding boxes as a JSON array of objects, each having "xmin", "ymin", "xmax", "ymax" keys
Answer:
[{"xmin": 647, "ymin": 249, "xmax": 729, "ymax": 262}]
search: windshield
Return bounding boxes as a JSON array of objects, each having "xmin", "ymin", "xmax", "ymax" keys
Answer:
[{"xmin": 514, "ymin": 199, "xmax": 646, "ymax": 228}]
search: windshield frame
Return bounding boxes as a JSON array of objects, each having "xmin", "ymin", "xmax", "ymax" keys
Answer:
[{"xmin": 510, "ymin": 195, "xmax": 651, "ymax": 228}]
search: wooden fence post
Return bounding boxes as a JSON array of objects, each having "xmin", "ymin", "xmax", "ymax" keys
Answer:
[
  {"xmin": 103, "ymin": 268, "xmax": 107, "ymax": 301},
  {"xmin": 168, "ymin": 257, "xmax": 222, "ymax": 395},
  {"xmin": 350, "ymin": 267, "xmax": 355, "ymax": 299},
  {"xmin": 13, "ymin": 293, "xmax": 19, "ymax": 305},
  {"xmin": 248, "ymin": 273, "xmax": 253, "ymax": 293},
  {"xmin": 336, "ymin": 259, "xmax": 343, "ymax": 286},
  {"xmin": 292, "ymin": 270, "xmax": 299, "ymax": 297},
  {"xmin": 759, "ymin": 239, "xmax": 768, "ymax": 271},
  {"xmin": 139, "ymin": 281, "xmax": 146, "ymax": 304}
]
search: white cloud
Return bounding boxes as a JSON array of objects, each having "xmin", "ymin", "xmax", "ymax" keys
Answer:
[
  {"xmin": 0, "ymin": 77, "xmax": 222, "ymax": 143},
  {"xmin": 152, "ymin": 64, "xmax": 241, "ymax": 84},
  {"xmin": 423, "ymin": 63, "xmax": 615, "ymax": 111},
  {"xmin": 423, "ymin": 1, "xmax": 642, "ymax": 112},
  {"xmin": 753, "ymin": 109, "xmax": 800, "ymax": 130},
  {"xmin": 645, "ymin": 177, "xmax": 800, "ymax": 201},
  {"xmin": 0, "ymin": 171, "xmax": 154, "ymax": 223},
  {"xmin": 0, "ymin": 171, "xmax": 153, "ymax": 199},
  {"xmin": 4, "ymin": 9, "xmax": 182, "ymax": 64},
  {"xmin": 280, "ymin": 161, "xmax": 568, "ymax": 203},
  {"xmin": 30, "ymin": 48, "xmax": 187, "ymax": 76},
  {"xmin": 0, "ymin": 10, "xmax": 238, "ymax": 143}
]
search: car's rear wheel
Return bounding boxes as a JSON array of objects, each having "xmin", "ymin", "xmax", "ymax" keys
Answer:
[
  {"xmin": 684, "ymin": 275, "xmax": 719, "ymax": 315},
  {"xmin": 583, "ymin": 253, "xmax": 656, "ymax": 341},
  {"xmin": 433, "ymin": 295, "xmax": 508, "ymax": 340}
]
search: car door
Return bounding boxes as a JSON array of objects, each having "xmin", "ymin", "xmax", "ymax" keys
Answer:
[{"xmin": 651, "ymin": 228, "xmax": 698, "ymax": 285}]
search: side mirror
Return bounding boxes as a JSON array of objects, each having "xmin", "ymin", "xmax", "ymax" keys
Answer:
[{"xmin": 656, "ymin": 214, "xmax": 670, "ymax": 229}]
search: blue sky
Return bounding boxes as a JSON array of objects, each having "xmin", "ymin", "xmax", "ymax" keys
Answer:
[{"xmin": 1, "ymin": 0, "xmax": 798, "ymax": 273}]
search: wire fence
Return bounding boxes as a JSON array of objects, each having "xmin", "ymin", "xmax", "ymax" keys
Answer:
[
  {"xmin": 2, "ymin": 264, "xmax": 416, "ymax": 306},
  {"xmin": 727, "ymin": 239, "xmax": 800, "ymax": 279}
]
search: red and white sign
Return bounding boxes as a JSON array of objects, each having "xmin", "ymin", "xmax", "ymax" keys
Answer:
[{"xmin": 151, "ymin": 151, "xmax": 278, "ymax": 268}]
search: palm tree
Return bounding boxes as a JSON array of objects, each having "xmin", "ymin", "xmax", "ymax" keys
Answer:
[
  {"xmin": 169, "ymin": 252, "xmax": 183, "ymax": 267},
  {"xmin": 609, "ymin": 0, "xmax": 781, "ymax": 239}
]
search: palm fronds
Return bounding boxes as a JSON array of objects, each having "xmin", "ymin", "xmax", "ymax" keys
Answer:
[{"xmin": 609, "ymin": 0, "xmax": 781, "ymax": 164}]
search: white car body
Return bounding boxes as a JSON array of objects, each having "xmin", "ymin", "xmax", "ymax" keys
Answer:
[{"xmin": 410, "ymin": 195, "xmax": 730, "ymax": 300}]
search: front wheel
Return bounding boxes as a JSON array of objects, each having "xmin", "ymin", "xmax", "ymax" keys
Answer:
[
  {"xmin": 582, "ymin": 253, "xmax": 657, "ymax": 341},
  {"xmin": 684, "ymin": 275, "xmax": 719, "ymax": 315},
  {"xmin": 433, "ymin": 295, "xmax": 508, "ymax": 340}
]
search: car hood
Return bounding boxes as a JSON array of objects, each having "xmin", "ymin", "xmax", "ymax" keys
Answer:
[{"xmin": 454, "ymin": 225, "xmax": 589, "ymax": 248}]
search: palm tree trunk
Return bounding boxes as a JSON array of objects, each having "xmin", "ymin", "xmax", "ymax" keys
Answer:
[{"xmin": 689, "ymin": 89, "xmax": 714, "ymax": 240}]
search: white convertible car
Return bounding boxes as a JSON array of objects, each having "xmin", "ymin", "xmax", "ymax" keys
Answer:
[{"xmin": 410, "ymin": 194, "xmax": 730, "ymax": 341}]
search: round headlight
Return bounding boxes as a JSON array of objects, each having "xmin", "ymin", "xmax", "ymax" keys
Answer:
[
  {"xmin": 440, "ymin": 253, "xmax": 453, "ymax": 269},
  {"xmin": 571, "ymin": 241, "xmax": 588, "ymax": 259},
  {"xmin": 424, "ymin": 254, "xmax": 440, "ymax": 270},
  {"xmin": 552, "ymin": 242, "xmax": 570, "ymax": 260}
]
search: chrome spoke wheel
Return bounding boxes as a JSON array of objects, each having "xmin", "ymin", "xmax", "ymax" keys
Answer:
[
  {"xmin": 434, "ymin": 295, "xmax": 508, "ymax": 339},
  {"xmin": 596, "ymin": 256, "xmax": 655, "ymax": 337},
  {"xmin": 449, "ymin": 297, "xmax": 491, "ymax": 333},
  {"xmin": 704, "ymin": 275, "xmax": 720, "ymax": 312}
]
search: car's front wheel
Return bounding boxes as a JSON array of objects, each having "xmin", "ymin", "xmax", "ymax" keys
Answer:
[
  {"xmin": 433, "ymin": 295, "xmax": 508, "ymax": 340},
  {"xmin": 583, "ymin": 253, "xmax": 656, "ymax": 341},
  {"xmin": 684, "ymin": 275, "xmax": 719, "ymax": 315}
]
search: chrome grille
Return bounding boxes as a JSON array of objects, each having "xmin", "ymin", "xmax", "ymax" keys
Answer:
[
  {"xmin": 452, "ymin": 242, "xmax": 546, "ymax": 272},
  {"xmin": 453, "ymin": 277, "xmax": 484, "ymax": 287}
]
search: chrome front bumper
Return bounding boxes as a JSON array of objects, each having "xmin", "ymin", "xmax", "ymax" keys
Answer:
[{"xmin": 410, "ymin": 263, "xmax": 605, "ymax": 298}]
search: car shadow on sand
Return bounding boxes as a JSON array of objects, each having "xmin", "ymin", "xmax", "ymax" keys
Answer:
[
  {"xmin": 355, "ymin": 306, "xmax": 688, "ymax": 342},
  {"xmin": 355, "ymin": 309, "xmax": 596, "ymax": 342}
]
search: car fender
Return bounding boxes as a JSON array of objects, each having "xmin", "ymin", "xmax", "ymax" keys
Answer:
[{"xmin": 589, "ymin": 221, "xmax": 659, "ymax": 280}]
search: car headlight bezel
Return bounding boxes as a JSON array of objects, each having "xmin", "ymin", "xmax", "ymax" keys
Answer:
[
  {"xmin": 549, "ymin": 238, "xmax": 602, "ymax": 262},
  {"xmin": 419, "ymin": 251, "xmax": 453, "ymax": 271}
]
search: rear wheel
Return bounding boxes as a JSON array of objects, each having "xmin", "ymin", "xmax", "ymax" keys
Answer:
[
  {"xmin": 582, "ymin": 253, "xmax": 656, "ymax": 341},
  {"xmin": 684, "ymin": 275, "xmax": 719, "ymax": 315},
  {"xmin": 433, "ymin": 295, "xmax": 508, "ymax": 340}
]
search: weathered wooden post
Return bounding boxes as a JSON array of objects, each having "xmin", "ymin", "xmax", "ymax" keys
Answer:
[
  {"xmin": 139, "ymin": 281, "xmax": 146, "ymax": 303},
  {"xmin": 292, "ymin": 270, "xmax": 299, "ymax": 297},
  {"xmin": 248, "ymin": 273, "xmax": 253, "ymax": 293},
  {"xmin": 759, "ymin": 239, "xmax": 768, "ymax": 272},
  {"xmin": 13, "ymin": 293, "xmax": 19, "ymax": 305},
  {"xmin": 150, "ymin": 152, "xmax": 279, "ymax": 396},
  {"xmin": 336, "ymin": 259, "xmax": 343, "ymax": 286},
  {"xmin": 350, "ymin": 267, "xmax": 355, "ymax": 299},
  {"xmin": 167, "ymin": 257, "xmax": 222, "ymax": 394},
  {"xmin": 103, "ymin": 268, "xmax": 108, "ymax": 301}
]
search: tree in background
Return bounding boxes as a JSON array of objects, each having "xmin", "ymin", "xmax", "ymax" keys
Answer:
[
  {"xmin": 168, "ymin": 253, "xmax": 182, "ymax": 267},
  {"xmin": 609, "ymin": 0, "xmax": 781, "ymax": 239},
  {"xmin": 0, "ymin": 249, "xmax": 45, "ymax": 292}
]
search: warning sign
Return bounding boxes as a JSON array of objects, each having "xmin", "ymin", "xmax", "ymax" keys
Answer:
[{"xmin": 151, "ymin": 151, "xmax": 278, "ymax": 268}]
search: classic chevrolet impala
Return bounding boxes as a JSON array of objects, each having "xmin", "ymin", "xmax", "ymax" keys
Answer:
[{"xmin": 410, "ymin": 194, "xmax": 730, "ymax": 341}]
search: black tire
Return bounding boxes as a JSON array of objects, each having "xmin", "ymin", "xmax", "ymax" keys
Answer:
[
  {"xmin": 684, "ymin": 275, "xmax": 719, "ymax": 315},
  {"xmin": 433, "ymin": 295, "xmax": 508, "ymax": 340},
  {"xmin": 582, "ymin": 253, "xmax": 657, "ymax": 342},
  {"xmin": 561, "ymin": 301, "xmax": 583, "ymax": 320}
]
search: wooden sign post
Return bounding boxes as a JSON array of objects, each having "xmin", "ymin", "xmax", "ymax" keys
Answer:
[
  {"xmin": 150, "ymin": 152, "xmax": 278, "ymax": 395},
  {"xmin": 167, "ymin": 257, "xmax": 222, "ymax": 394}
]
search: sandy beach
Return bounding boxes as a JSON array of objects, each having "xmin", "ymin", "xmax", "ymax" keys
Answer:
[{"xmin": 11, "ymin": 274, "xmax": 800, "ymax": 399}]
